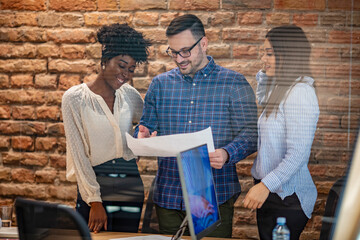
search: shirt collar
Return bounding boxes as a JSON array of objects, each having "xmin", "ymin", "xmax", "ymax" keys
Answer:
[{"xmin": 179, "ymin": 56, "xmax": 216, "ymax": 82}]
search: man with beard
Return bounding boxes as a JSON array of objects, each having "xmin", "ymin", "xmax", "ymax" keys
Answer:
[{"xmin": 135, "ymin": 14, "xmax": 257, "ymax": 238}]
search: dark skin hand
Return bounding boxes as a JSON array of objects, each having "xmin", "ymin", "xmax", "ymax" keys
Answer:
[{"xmin": 88, "ymin": 202, "xmax": 107, "ymax": 233}]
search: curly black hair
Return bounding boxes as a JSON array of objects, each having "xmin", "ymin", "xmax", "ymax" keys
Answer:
[{"xmin": 97, "ymin": 23, "xmax": 151, "ymax": 65}]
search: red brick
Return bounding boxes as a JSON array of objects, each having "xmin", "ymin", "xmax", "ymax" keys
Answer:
[
  {"xmin": 0, "ymin": 43, "xmax": 37, "ymax": 58},
  {"xmin": 305, "ymin": 29, "xmax": 327, "ymax": 43},
  {"xmin": 340, "ymin": 47, "xmax": 360, "ymax": 60},
  {"xmin": 2, "ymin": 28, "xmax": 47, "ymax": 42},
  {"xmin": 35, "ymin": 74, "xmax": 58, "ymax": 89},
  {"xmin": 0, "ymin": 121, "xmax": 46, "ymax": 135},
  {"xmin": 223, "ymin": 0, "xmax": 271, "ymax": 9},
  {"xmin": 293, "ymin": 14, "xmax": 319, "ymax": 26},
  {"xmin": 2, "ymin": 12, "xmax": 38, "ymax": 27},
  {"xmin": 322, "ymin": 131, "xmax": 356, "ymax": 147},
  {"xmin": 22, "ymin": 152, "xmax": 48, "ymax": 166},
  {"xmin": 47, "ymin": 29, "xmax": 96, "ymax": 43},
  {"xmin": 169, "ymin": 0, "xmax": 219, "ymax": 10},
  {"xmin": 49, "ymin": 0, "xmax": 96, "ymax": 11},
  {"xmin": 134, "ymin": 12, "xmax": 159, "ymax": 26},
  {"xmin": 0, "ymin": 90, "xmax": 46, "ymax": 105},
  {"xmin": 207, "ymin": 44, "xmax": 231, "ymax": 58},
  {"xmin": 84, "ymin": 12, "xmax": 109, "ymax": 26},
  {"xmin": 341, "ymin": 115, "xmax": 360, "ymax": 129},
  {"xmin": 222, "ymin": 28, "xmax": 264, "ymax": 43},
  {"xmin": 83, "ymin": 74, "xmax": 97, "ymax": 84},
  {"xmin": 58, "ymin": 74, "xmax": 81, "ymax": 90},
  {"xmin": 0, "ymin": 59, "xmax": 47, "ymax": 73},
  {"xmin": 12, "ymin": 106, "xmax": 36, "ymax": 120},
  {"xmin": 329, "ymin": 30, "xmax": 360, "ymax": 44},
  {"xmin": 140, "ymin": 29, "xmax": 167, "ymax": 44},
  {"xmin": 11, "ymin": 168, "xmax": 35, "ymax": 183},
  {"xmin": 311, "ymin": 46, "xmax": 340, "ymax": 61},
  {"xmin": 85, "ymin": 43, "xmax": 101, "ymax": 59},
  {"xmin": 265, "ymin": 13, "xmax": 291, "ymax": 25},
  {"xmin": 49, "ymin": 60, "xmax": 97, "ymax": 74},
  {"xmin": 237, "ymin": 12, "xmax": 263, "ymax": 25},
  {"xmin": 60, "ymin": 44, "xmax": 85, "ymax": 59},
  {"xmin": 0, "ymin": 0, "xmax": 46, "ymax": 10},
  {"xmin": 61, "ymin": 14, "xmax": 84, "ymax": 28},
  {"xmin": 35, "ymin": 168, "xmax": 57, "ymax": 183},
  {"xmin": 119, "ymin": 0, "xmax": 166, "ymax": 11},
  {"xmin": 317, "ymin": 114, "xmax": 340, "ymax": 129},
  {"xmin": 148, "ymin": 62, "xmax": 166, "ymax": 77},
  {"xmin": 133, "ymin": 77, "xmax": 151, "ymax": 91},
  {"xmin": 57, "ymin": 137, "xmax": 66, "ymax": 153},
  {"xmin": 98, "ymin": 0, "xmax": 117, "ymax": 11},
  {"xmin": 49, "ymin": 154, "xmax": 66, "ymax": 169},
  {"xmin": 37, "ymin": 43, "xmax": 60, "ymax": 58},
  {"xmin": 0, "ymin": 183, "xmax": 48, "ymax": 199},
  {"xmin": 0, "ymin": 167, "xmax": 11, "ymax": 181},
  {"xmin": 46, "ymin": 91, "xmax": 65, "ymax": 105},
  {"xmin": 316, "ymin": 181, "xmax": 335, "ymax": 194},
  {"xmin": 2, "ymin": 152, "xmax": 22, "ymax": 164},
  {"xmin": 209, "ymin": 12, "xmax": 235, "ymax": 26},
  {"xmin": 0, "ymin": 136, "xmax": 10, "ymax": 149},
  {"xmin": 274, "ymin": 0, "xmax": 325, "ymax": 10},
  {"xmin": 12, "ymin": 136, "xmax": 34, "ymax": 151},
  {"xmin": 36, "ymin": 106, "xmax": 61, "ymax": 120},
  {"xmin": 0, "ymin": 75, "xmax": 9, "ymax": 89},
  {"xmin": 46, "ymin": 123, "xmax": 65, "ymax": 136},
  {"xmin": 107, "ymin": 13, "xmax": 133, "ymax": 25},
  {"xmin": 10, "ymin": 74, "xmax": 34, "ymax": 88},
  {"xmin": 0, "ymin": 105, "xmax": 11, "ymax": 119},
  {"xmin": 48, "ymin": 185, "xmax": 77, "ymax": 200},
  {"xmin": 328, "ymin": 0, "xmax": 360, "ymax": 10},
  {"xmin": 320, "ymin": 14, "xmax": 346, "ymax": 26},
  {"xmin": 233, "ymin": 44, "xmax": 258, "ymax": 59},
  {"xmin": 159, "ymin": 12, "xmax": 183, "ymax": 27},
  {"xmin": 37, "ymin": 13, "xmax": 61, "ymax": 27}
]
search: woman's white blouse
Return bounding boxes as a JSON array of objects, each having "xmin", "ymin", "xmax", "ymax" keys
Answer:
[
  {"xmin": 252, "ymin": 71, "xmax": 319, "ymax": 218},
  {"xmin": 61, "ymin": 83, "xmax": 144, "ymax": 204}
]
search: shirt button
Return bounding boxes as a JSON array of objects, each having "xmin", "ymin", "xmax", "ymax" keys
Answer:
[
  {"xmin": 190, "ymin": 101, "xmax": 194, "ymax": 104},
  {"xmin": 189, "ymin": 121, "xmax": 192, "ymax": 124},
  {"xmin": 112, "ymin": 160, "xmax": 116, "ymax": 164},
  {"xmin": 204, "ymin": 74, "xmax": 207, "ymax": 77},
  {"xmin": 193, "ymin": 83, "xmax": 196, "ymax": 86}
]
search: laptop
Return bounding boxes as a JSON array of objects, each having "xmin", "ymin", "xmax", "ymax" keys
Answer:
[{"xmin": 176, "ymin": 144, "xmax": 221, "ymax": 240}]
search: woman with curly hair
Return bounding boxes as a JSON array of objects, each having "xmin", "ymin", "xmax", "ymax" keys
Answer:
[{"xmin": 62, "ymin": 23, "xmax": 151, "ymax": 233}]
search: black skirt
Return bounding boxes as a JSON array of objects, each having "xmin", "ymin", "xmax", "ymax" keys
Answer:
[{"xmin": 76, "ymin": 158, "xmax": 144, "ymax": 232}]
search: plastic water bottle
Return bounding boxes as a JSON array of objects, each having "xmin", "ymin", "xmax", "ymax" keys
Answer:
[{"xmin": 272, "ymin": 217, "xmax": 290, "ymax": 240}]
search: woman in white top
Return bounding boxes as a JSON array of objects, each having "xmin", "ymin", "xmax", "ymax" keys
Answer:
[
  {"xmin": 243, "ymin": 26, "xmax": 319, "ymax": 240},
  {"xmin": 62, "ymin": 24, "xmax": 151, "ymax": 233}
]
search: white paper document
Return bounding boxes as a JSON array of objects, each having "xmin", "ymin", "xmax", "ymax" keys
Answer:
[
  {"xmin": 110, "ymin": 235, "xmax": 176, "ymax": 240},
  {"xmin": 126, "ymin": 127, "xmax": 215, "ymax": 157}
]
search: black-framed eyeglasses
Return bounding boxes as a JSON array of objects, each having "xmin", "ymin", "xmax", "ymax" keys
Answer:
[{"xmin": 166, "ymin": 37, "xmax": 204, "ymax": 58}]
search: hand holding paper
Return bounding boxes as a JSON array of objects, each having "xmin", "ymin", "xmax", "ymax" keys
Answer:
[{"xmin": 126, "ymin": 127, "xmax": 215, "ymax": 157}]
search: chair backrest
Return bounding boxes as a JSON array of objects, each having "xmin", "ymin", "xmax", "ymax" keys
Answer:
[
  {"xmin": 15, "ymin": 197, "xmax": 92, "ymax": 240},
  {"xmin": 141, "ymin": 178, "xmax": 159, "ymax": 234}
]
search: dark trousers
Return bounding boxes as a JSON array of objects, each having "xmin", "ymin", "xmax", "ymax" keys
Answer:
[
  {"xmin": 256, "ymin": 192, "xmax": 308, "ymax": 240},
  {"xmin": 155, "ymin": 195, "xmax": 237, "ymax": 238},
  {"xmin": 76, "ymin": 158, "xmax": 144, "ymax": 232}
]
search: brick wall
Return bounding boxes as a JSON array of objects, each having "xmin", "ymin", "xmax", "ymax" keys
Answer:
[{"xmin": 1, "ymin": 0, "xmax": 359, "ymax": 239}]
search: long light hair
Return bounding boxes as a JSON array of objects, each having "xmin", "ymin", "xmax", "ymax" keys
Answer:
[{"xmin": 264, "ymin": 25, "xmax": 312, "ymax": 117}]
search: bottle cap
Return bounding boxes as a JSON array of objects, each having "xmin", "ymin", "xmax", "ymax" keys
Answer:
[{"xmin": 277, "ymin": 217, "xmax": 286, "ymax": 224}]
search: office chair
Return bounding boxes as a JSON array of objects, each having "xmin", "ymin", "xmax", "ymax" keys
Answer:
[
  {"xmin": 319, "ymin": 176, "xmax": 346, "ymax": 240},
  {"xmin": 15, "ymin": 197, "xmax": 92, "ymax": 240},
  {"xmin": 141, "ymin": 178, "xmax": 159, "ymax": 234}
]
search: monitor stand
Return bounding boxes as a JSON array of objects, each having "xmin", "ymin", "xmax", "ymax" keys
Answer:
[{"xmin": 172, "ymin": 217, "xmax": 188, "ymax": 240}]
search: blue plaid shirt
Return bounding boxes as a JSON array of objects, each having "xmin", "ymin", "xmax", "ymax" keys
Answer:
[{"xmin": 135, "ymin": 56, "xmax": 257, "ymax": 210}]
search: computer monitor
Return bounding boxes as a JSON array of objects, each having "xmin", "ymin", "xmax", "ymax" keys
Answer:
[
  {"xmin": 176, "ymin": 144, "xmax": 221, "ymax": 240},
  {"xmin": 15, "ymin": 198, "xmax": 92, "ymax": 240}
]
